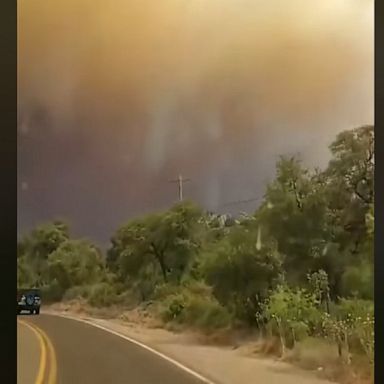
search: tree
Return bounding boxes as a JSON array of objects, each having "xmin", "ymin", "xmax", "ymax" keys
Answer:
[
  {"xmin": 202, "ymin": 226, "xmax": 283, "ymax": 323},
  {"xmin": 18, "ymin": 221, "xmax": 69, "ymax": 260},
  {"xmin": 256, "ymin": 156, "xmax": 329, "ymax": 286},
  {"xmin": 324, "ymin": 125, "xmax": 374, "ymax": 258},
  {"xmin": 340, "ymin": 262, "xmax": 373, "ymax": 300},
  {"xmin": 17, "ymin": 221, "xmax": 70, "ymax": 287},
  {"xmin": 17, "ymin": 257, "xmax": 35, "ymax": 287},
  {"xmin": 255, "ymin": 126, "xmax": 374, "ymax": 298},
  {"xmin": 320, "ymin": 126, "xmax": 374, "ymax": 298},
  {"xmin": 46, "ymin": 239, "xmax": 106, "ymax": 299},
  {"xmin": 107, "ymin": 201, "xmax": 204, "ymax": 286},
  {"xmin": 327, "ymin": 125, "xmax": 373, "ymax": 205}
]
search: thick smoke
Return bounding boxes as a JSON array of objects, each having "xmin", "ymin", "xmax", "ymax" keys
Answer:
[{"xmin": 18, "ymin": 0, "xmax": 374, "ymax": 243}]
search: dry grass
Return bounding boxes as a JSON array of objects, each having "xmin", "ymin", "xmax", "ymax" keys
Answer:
[
  {"xmin": 193, "ymin": 327, "xmax": 237, "ymax": 346},
  {"xmin": 284, "ymin": 337, "xmax": 339, "ymax": 369},
  {"xmin": 47, "ymin": 301, "xmax": 373, "ymax": 384},
  {"xmin": 47, "ymin": 299, "xmax": 123, "ymax": 319},
  {"xmin": 229, "ymin": 336, "xmax": 373, "ymax": 384},
  {"xmin": 282, "ymin": 337, "xmax": 373, "ymax": 384},
  {"xmin": 48, "ymin": 299, "xmax": 90, "ymax": 315},
  {"xmin": 118, "ymin": 306, "xmax": 163, "ymax": 329}
]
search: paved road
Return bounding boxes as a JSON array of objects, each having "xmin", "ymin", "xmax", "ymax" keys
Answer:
[
  {"xmin": 17, "ymin": 314, "xmax": 208, "ymax": 384},
  {"xmin": 18, "ymin": 320, "xmax": 41, "ymax": 384}
]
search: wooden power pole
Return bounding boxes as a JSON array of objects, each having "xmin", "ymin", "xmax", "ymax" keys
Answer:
[{"xmin": 169, "ymin": 174, "xmax": 190, "ymax": 202}]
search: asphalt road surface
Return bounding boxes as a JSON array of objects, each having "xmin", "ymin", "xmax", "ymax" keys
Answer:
[
  {"xmin": 18, "ymin": 319, "xmax": 41, "ymax": 384},
  {"xmin": 17, "ymin": 314, "xmax": 209, "ymax": 384}
]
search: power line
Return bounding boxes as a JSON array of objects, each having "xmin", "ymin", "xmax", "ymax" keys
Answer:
[{"xmin": 219, "ymin": 196, "xmax": 263, "ymax": 208}]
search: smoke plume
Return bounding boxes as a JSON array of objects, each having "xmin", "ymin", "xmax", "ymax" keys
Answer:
[{"xmin": 18, "ymin": 0, "xmax": 374, "ymax": 243}]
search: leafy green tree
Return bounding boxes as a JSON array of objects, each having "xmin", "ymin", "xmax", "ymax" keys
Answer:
[
  {"xmin": 320, "ymin": 126, "xmax": 374, "ymax": 298},
  {"xmin": 47, "ymin": 239, "xmax": 105, "ymax": 291},
  {"xmin": 257, "ymin": 156, "xmax": 329, "ymax": 286},
  {"xmin": 108, "ymin": 201, "xmax": 204, "ymax": 286},
  {"xmin": 202, "ymin": 227, "xmax": 283, "ymax": 323},
  {"xmin": 19, "ymin": 221, "xmax": 69, "ymax": 260},
  {"xmin": 17, "ymin": 257, "xmax": 36, "ymax": 287},
  {"xmin": 324, "ymin": 125, "xmax": 374, "ymax": 258},
  {"xmin": 17, "ymin": 221, "xmax": 70, "ymax": 287},
  {"xmin": 327, "ymin": 126, "xmax": 373, "ymax": 205},
  {"xmin": 340, "ymin": 261, "xmax": 373, "ymax": 300},
  {"xmin": 255, "ymin": 126, "xmax": 374, "ymax": 298}
]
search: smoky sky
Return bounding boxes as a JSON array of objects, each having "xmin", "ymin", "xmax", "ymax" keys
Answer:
[{"xmin": 18, "ymin": 0, "xmax": 374, "ymax": 245}]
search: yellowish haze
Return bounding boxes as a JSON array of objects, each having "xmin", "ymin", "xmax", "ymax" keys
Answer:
[{"xmin": 18, "ymin": 0, "xmax": 373, "ymax": 237}]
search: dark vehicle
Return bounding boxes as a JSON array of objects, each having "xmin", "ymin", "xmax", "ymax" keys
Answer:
[{"xmin": 17, "ymin": 288, "xmax": 41, "ymax": 315}]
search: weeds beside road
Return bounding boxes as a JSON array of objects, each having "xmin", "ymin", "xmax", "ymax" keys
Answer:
[{"xmin": 47, "ymin": 300, "xmax": 372, "ymax": 384}]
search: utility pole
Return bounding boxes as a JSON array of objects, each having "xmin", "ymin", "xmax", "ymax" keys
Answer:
[{"xmin": 169, "ymin": 174, "xmax": 190, "ymax": 202}]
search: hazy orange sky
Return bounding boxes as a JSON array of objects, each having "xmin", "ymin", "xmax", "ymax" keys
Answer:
[{"xmin": 18, "ymin": 0, "xmax": 374, "ymax": 244}]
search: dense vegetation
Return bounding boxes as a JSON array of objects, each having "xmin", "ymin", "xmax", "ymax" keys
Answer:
[{"xmin": 18, "ymin": 126, "xmax": 374, "ymax": 374}]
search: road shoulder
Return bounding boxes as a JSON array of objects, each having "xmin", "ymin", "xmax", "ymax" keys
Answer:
[{"xmin": 44, "ymin": 309, "xmax": 334, "ymax": 384}]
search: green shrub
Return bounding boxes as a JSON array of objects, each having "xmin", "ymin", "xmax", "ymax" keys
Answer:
[
  {"xmin": 62, "ymin": 283, "xmax": 140, "ymax": 309},
  {"xmin": 41, "ymin": 279, "xmax": 66, "ymax": 302},
  {"xmin": 153, "ymin": 283, "xmax": 182, "ymax": 300},
  {"xmin": 202, "ymin": 229, "xmax": 283, "ymax": 324},
  {"xmin": 264, "ymin": 285, "xmax": 323, "ymax": 354},
  {"xmin": 185, "ymin": 280, "xmax": 213, "ymax": 296},
  {"xmin": 158, "ymin": 284, "xmax": 232, "ymax": 331},
  {"xmin": 184, "ymin": 295, "xmax": 232, "ymax": 331},
  {"xmin": 87, "ymin": 283, "xmax": 119, "ymax": 307},
  {"xmin": 322, "ymin": 298, "xmax": 374, "ymax": 364},
  {"xmin": 160, "ymin": 293, "xmax": 186, "ymax": 322},
  {"xmin": 63, "ymin": 285, "xmax": 91, "ymax": 301},
  {"xmin": 115, "ymin": 290, "xmax": 141, "ymax": 308},
  {"xmin": 338, "ymin": 299, "xmax": 374, "ymax": 363},
  {"xmin": 341, "ymin": 264, "xmax": 373, "ymax": 300},
  {"xmin": 286, "ymin": 337, "xmax": 339, "ymax": 371}
]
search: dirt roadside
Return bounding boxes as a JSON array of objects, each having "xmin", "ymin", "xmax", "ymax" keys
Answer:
[{"xmin": 43, "ymin": 306, "xmax": 334, "ymax": 384}]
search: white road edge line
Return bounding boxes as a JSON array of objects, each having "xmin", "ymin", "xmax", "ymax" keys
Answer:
[{"xmin": 44, "ymin": 311, "xmax": 217, "ymax": 384}]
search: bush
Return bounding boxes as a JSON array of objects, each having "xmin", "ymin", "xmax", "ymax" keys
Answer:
[
  {"xmin": 63, "ymin": 285, "xmax": 92, "ymax": 301},
  {"xmin": 184, "ymin": 295, "xmax": 232, "ymax": 331},
  {"xmin": 41, "ymin": 279, "xmax": 67, "ymax": 302},
  {"xmin": 129, "ymin": 265, "xmax": 164, "ymax": 302},
  {"xmin": 264, "ymin": 285, "xmax": 322, "ymax": 354},
  {"xmin": 161, "ymin": 293, "xmax": 186, "ymax": 322},
  {"xmin": 202, "ymin": 229, "xmax": 283, "ymax": 323},
  {"xmin": 322, "ymin": 298, "xmax": 374, "ymax": 364},
  {"xmin": 62, "ymin": 283, "xmax": 140, "ymax": 309},
  {"xmin": 153, "ymin": 283, "xmax": 182, "ymax": 300},
  {"xmin": 158, "ymin": 283, "xmax": 232, "ymax": 331},
  {"xmin": 115, "ymin": 290, "xmax": 141, "ymax": 309},
  {"xmin": 87, "ymin": 283, "xmax": 119, "ymax": 307},
  {"xmin": 341, "ymin": 264, "xmax": 373, "ymax": 300},
  {"xmin": 286, "ymin": 337, "xmax": 339, "ymax": 370},
  {"xmin": 339, "ymin": 299, "xmax": 373, "ymax": 363}
]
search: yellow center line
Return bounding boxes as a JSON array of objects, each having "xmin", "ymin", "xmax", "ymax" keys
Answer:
[
  {"xmin": 18, "ymin": 319, "xmax": 58, "ymax": 384},
  {"xmin": 18, "ymin": 319, "xmax": 47, "ymax": 384},
  {"xmin": 36, "ymin": 324, "xmax": 58, "ymax": 384}
]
